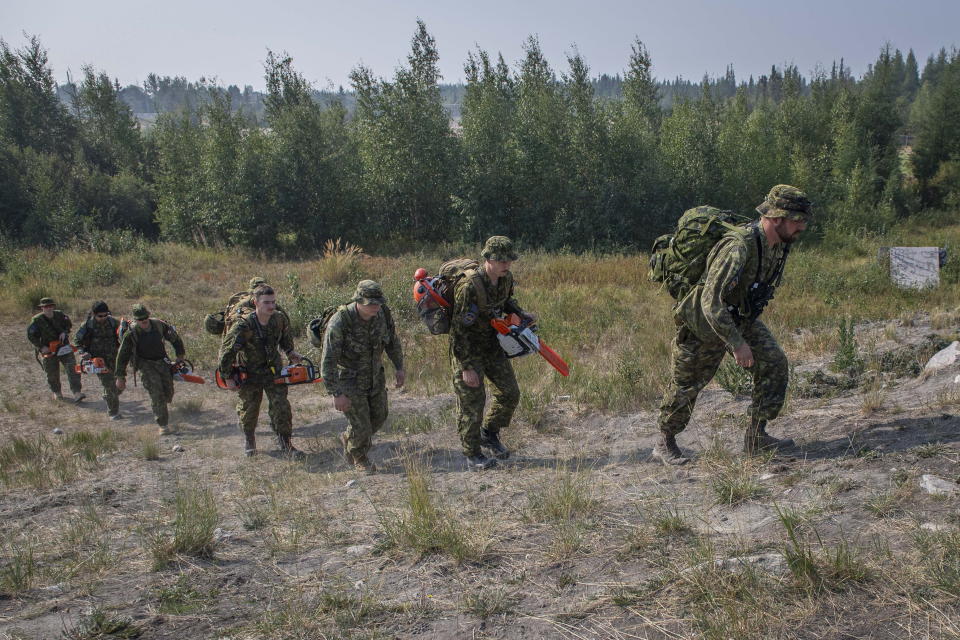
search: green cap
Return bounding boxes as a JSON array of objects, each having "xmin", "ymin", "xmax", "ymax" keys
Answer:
[
  {"xmin": 353, "ymin": 280, "xmax": 386, "ymax": 306},
  {"xmin": 38, "ymin": 297, "xmax": 55, "ymax": 307},
  {"xmin": 756, "ymin": 184, "xmax": 812, "ymax": 221},
  {"xmin": 132, "ymin": 303, "xmax": 150, "ymax": 320},
  {"xmin": 481, "ymin": 235, "xmax": 519, "ymax": 261},
  {"xmin": 249, "ymin": 276, "xmax": 267, "ymax": 290}
]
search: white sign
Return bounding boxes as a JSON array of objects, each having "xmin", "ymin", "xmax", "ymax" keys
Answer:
[{"xmin": 889, "ymin": 246, "xmax": 940, "ymax": 289}]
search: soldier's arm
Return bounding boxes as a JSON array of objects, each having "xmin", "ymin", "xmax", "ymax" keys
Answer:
[
  {"xmin": 26, "ymin": 320, "xmax": 44, "ymax": 349},
  {"xmin": 383, "ymin": 307, "xmax": 404, "ymax": 372},
  {"xmin": 700, "ymin": 238, "xmax": 749, "ymax": 351},
  {"xmin": 320, "ymin": 313, "xmax": 346, "ymax": 396},
  {"xmin": 279, "ymin": 316, "xmax": 295, "ymax": 356},
  {"xmin": 450, "ymin": 280, "xmax": 483, "ymax": 373},
  {"xmin": 163, "ymin": 323, "xmax": 186, "ymax": 358},
  {"xmin": 115, "ymin": 333, "xmax": 133, "ymax": 379},
  {"xmin": 218, "ymin": 321, "xmax": 244, "ymax": 375},
  {"xmin": 73, "ymin": 323, "xmax": 90, "ymax": 354}
]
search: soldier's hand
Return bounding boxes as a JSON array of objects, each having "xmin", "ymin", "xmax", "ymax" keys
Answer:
[
  {"xmin": 334, "ymin": 394, "xmax": 351, "ymax": 412},
  {"xmin": 288, "ymin": 351, "xmax": 303, "ymax": 365},
  {"xmin": 462, "ymin": 369, "xmax": 481, "ymax": 388},
  {"xmin": 522, "ymin": 311, "xmax": 538, "ymax": 326},
  {"xmin": 395, "ymin": 369, "xmax": 405, "ymax": 389},
  {"xmin": 116, "ymin": 378, "xmax": 126, "ymax": 391},
  {"xmin": 733, "ymin": 344, "xmax": 754, "ymax": 369}
]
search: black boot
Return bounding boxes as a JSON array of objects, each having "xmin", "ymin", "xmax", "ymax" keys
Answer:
[
  {"xmin": 744, "ymin": 419, "xmax": 794, "ymax": 455},
  {"xmin": 244, "ymin": 432, "xmax": 256, "ymax": 457},
  {"xmin": 480, "ymin": 429, "xmax": 510, "ymax": 459},
  {"xmin": 465, "ymin": 452, "xmax": 497, "ymax": 470},
  {"xmin": 277, "ymin": 434, "xmax": 305, "ymax": 460},
  {"xmin": 652, "ymin": 432, "xmax": 690, "ymax": 465}
]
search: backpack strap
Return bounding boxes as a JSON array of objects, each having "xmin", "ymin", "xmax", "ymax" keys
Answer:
[{"xmin": 465, "ymin": 269, "xmax": 488, "ymax": 315}]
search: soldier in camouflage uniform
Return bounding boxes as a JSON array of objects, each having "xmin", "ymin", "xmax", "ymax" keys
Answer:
[
  {"xmin": 219, "ymin": 285, "xmax": 305, "ymax": 458},
  {"xmin": 321, "ymin": 280, "xmax": 405, "ymax": 473},
  {"xmin": 115, "ymin": 304, "xmax": 186, "ymax": 435},
  {"xmin": 27, "ymin": 297, "xmax": 84, "ymax": 402},
  {"xmin": 653, "ymin": 185, "xmax": 812, "ymax": 464},
  {"xmin": 73, "ymin": 301, "xmax": 123, "ymax": 419},
  {"xmin": 450, "ymin": 236, "xmax": 534, "ymax": 469}
]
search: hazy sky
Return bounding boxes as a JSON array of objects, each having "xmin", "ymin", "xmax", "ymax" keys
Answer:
[{"xmin": 2, "ymin": 0, "xmax": 957, "ymax": 90}]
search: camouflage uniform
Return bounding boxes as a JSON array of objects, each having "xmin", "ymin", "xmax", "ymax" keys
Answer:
[
  {"xmin": 657, "ymin": 185, "xmax": 811, "ymax": 454},
  {"xmin": 450, "ymin": 237, "xmax": 527, "ymax": 457},
  {"xmin": 73, "ymin": 303, "xmax": 122, "ymax": 416},
  {"xmin": 26, "ymin": 299, "xmax": 82, "ymax": 396},
  {"xmin": 321, "ymin": 281, "xmax": 404, "ymax": 461},
  {"xmin": 116, "ymin": 305, "xmax": 185, "ymax": 429},
  {"xmin": 219, "ymin": 309, "xmax": 295, "ymax": 438}
]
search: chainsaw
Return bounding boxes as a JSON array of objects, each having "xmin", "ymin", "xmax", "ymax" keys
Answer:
[
  {"xmin": 168, "ymin": 358, "xmax": 205, "ymax": 384},
  {"xmin": 215, "ymin": 365, "xmax": 248, "ymax": 390},
  {"xmin": 490, "ymin": 314, "xmax": 570, "ymax": 377},
  {"xmin": 75, "ymin": 356, "xmax": 111, "ymax": 375},
  {"xmin": 274, "ymin": 357, "xmax": 323, "ymax": 386}
]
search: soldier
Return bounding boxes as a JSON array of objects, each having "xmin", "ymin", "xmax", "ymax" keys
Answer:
[
  {"xmin": 219, "ymin": 285, "xmax": 305, "ymax": 458},
  {"xmin": 653, "ymin": 185, "xmax": 812, "ymax": 464},
  {"xmin": 321, "ymin": 280, "xmax": 404, "ymax": 474},
  {"xmin": 73, "ymin": 301, "xmax": 123, "ymax": 419},
  {"xmin": 450, "ymin": 236, "xmax": 535, "ymax": 469},
  {"xmin": 27, "ymin": 297, "xmax": 84, "ymax": 402},
  {"xmin": 115, "ymin": 303, "xmax": 186, "ymax": 435}
]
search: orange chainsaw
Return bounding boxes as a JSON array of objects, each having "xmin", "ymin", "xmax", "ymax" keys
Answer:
[
  {"xmin": 75, "ymin": 356, "xmax": 111, "ymax": 375},
  {"xmin": 490, "ymin": 314, "xmax": 570, "ymax": 377},
  {"xmin": 41, "ymin": 340, "xmax": 77, "ymax": 359},
  {"xmin": 215, "ymin": 365, "xmax": 248, "ymax": 390},
  {"xmin": 168, "ymin": 358, "xmax": 205, "ymax": 384},
  {"xmin": 274, "ymin": 357, "xmax": 322, "ymax": 386}
]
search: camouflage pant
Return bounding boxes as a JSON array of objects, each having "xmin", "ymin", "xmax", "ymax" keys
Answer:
[
  {"xmin": 41, "ymin": 352, "xmax": 81, "ymax": 394},
  {"xmin": 139, "ymin": 359, "xmax": 174, "ymax": 427},
  {"xmin": 237, "ymin": 381, "xmax": 291, "ymax": 437},
  {"xmin": 658, "ymin": 320, "xmax": 788, "ymax": 436},
  {"xmin": 343, "ymin": 384, "xmax": 388, "ymax": 459},
  {"xmin": 96, "ymin": 372, "xmax": 121, "ymax": 415},
  {"xmin": 452, "ymin": 353, "xmax": 520, "ymax": 456}
]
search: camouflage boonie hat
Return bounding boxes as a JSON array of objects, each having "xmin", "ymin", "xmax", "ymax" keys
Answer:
[
  {"xmin": 481, "ymin": 236, "xmax": 519, "ymax": 261},
  {"xmin": 38, "ymin": 297, "xmax": 55, "ymax": 307},
  {"xmin": 132, "ymin": 303, "xmax": 150, "ymax": 320},
  {"xmin": 249, "ymin": 276, "xmax": 267, "ymax": 289},
  {"xmin": 353, "ymin": 280, "xmax": 386, "ymax": 306},
  {"xmin": 756, "ymin": 184, "xmax": 812, "ymax": 221}
]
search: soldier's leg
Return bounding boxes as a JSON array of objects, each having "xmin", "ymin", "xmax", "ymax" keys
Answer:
[
  {"xmin": 236, "ymin": 384, "xmax": 264, "ymax": 436},
  {"xmin": 42, "ymin": 356, "xmax": 62, "ymax": 395},
  {"xmin": 264, "ymin": 384, "xmax": 292, "ymax": 437},
  {"xmin": 61, "ymin": 352, "xmax": 82, "ymax": 394},
  {"xmin": 343, "ymin": 393, "xmax": 374, "ymax": 459},
  {"xmin": 483, "ymin": 356, "xmax": 519, "ymax": 433},
  {"xmin": 98, "ymin": 372, "xmax": 121, "ymax": 416},
  {"xmin": 453, "ymin": 369, "xmax": 486, "ymax": 457},
  {"xmin": 368, "ymin": 385, "xmax": 389, "ymax": 435},
  {"xmin": 743, "ymin": 320, "xmax": 789, "ymax": 422},
  {"xmin": 657, "ymin": 326, "xmax": 727, "ymax": 436},
  {"xmin": 140, "ymin": 365, "xmax": 169, "ymax": 427}
]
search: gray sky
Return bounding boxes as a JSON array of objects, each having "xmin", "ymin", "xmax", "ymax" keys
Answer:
[{"xmin": 2, "ymin": 0, "xmax": 957, "ymax": 90}]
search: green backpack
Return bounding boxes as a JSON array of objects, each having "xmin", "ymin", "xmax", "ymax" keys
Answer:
[{"xmin": 648, "ymin": 206, "xmax": 751, "ymax": 300}]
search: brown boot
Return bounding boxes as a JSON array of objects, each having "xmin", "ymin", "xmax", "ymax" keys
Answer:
[
  {"xmin": 652, "ymin": 433, "xmax": 690, "ymax": 466},
  {"xmin": 277, "ymin": 434, "xmax": 305, "ymax": 460},
  {"xmin": 339, "ymin": 433, "xmax": 354, "ymax": 464},
  {"xmin": 744, "ymin": 419, "xmax": 794, "ymax": 455}
]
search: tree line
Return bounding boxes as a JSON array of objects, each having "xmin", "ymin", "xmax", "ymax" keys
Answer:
[{"xmin": 1, "ymin": 23, "xmax": 958, "ymax": 253}]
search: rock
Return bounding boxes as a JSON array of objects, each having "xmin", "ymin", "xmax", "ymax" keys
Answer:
[
  {"xmin": 759, "ymin": 473, "xmax": 776, "ymax": 481},
  {"xmin": 52, "ymin": 428, "xmax": 64, "ymax": 435},
  {"xmin": 42, "ymin": 583, "xmax": 66, "ymax": 593},
  {"xmin": 921, "ymin": 522, "xmax": 951, "ymax": 532},
  {"xmin": 353, "ymin": 579, "xmax": 365, "ymax": 591},
  {"xmin": 345, "ymin": 479, "xmax": 357, "ymax": 488},
  {"xmin": 925, "ymin": 341, "xmax": 960, "ymax": 371},
  {"xmin": 171, "ymin": 444, "xmax": 185, "ymax": 453},
  {"xmin": 682, "ymin": 553, "xmax": 788, "ymax": 577},
  {"xmin": 213, "ymin": 528, "xmax": 233, "ymax": 542},
  {"xmin": 346, "ymin": 544, "xmax": 372, "ymax": 556},
  {"xmin": 919, "ymin": 474, "xmax": 959, "ymax": 496}
]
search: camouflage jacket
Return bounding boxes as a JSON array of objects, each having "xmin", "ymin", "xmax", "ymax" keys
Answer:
[
  {"xmin": 73, "ymin": 316, "xmax": 120, "ymax": 360},
  {"xmin": 116, "ymin": 319, "xmax": 185, "ymax": 379},
  {"xmin": 27, "ymin": 311, "xmax": 72, "ymax": 350},
  {"xmin": 449, "ymin": 268, "xmax": 524, "ymax": 373},
  {"xmin": 321, "ymin": 303, "xmax": 403, "ymax": 396},
  {"xmin": 219, "ymin": 311, "xmax": 294, "ymax": 380},
  {"xmin": 676, "ymin": 224, "xmax": 787, "ymax": 350}
]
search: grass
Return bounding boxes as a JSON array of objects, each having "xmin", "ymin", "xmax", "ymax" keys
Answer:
[
  {"xmin": 376, "ymin": 455, "xmax": 491, "ymax": 564},
  {"xmin": 527, "ymin": 461, "xmax": 598, "ymax": 523},
  {"xmin": 142, "ymin": 479, "xmax": 220, "ymax": 570},
  {"xmin": 704, "ymin": 452, "xmax": 769, "ymax": 506},
  {"xmin": 62, "ymin": 607, "xmax": 142, "ymax": 639},
  {"xmin": 154, "ymin": 573, "xmax": 216, "ymax": 614},
  {"xmin": 460, "ymin": 586, "xmax": 513, "ymax": 618},
  {"xmin": 0, "ymin": 430, "xmax": 121, "ymax": 489},
  {"xmin": 135, "ymin": 428, "xmax": 161, "ymax": 461}
]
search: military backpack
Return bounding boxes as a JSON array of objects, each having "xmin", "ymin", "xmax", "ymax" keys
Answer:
[
  {"xmin": 415, "ymin": 259, "xmax": 487, "ymax": 335},
  {"xmin": 203, "ymin": 291, "xmax": 251, "ymax": 335},
  {"xmin": 648, "ymin": 206, "xmax": 751, "ymax": 300}
]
